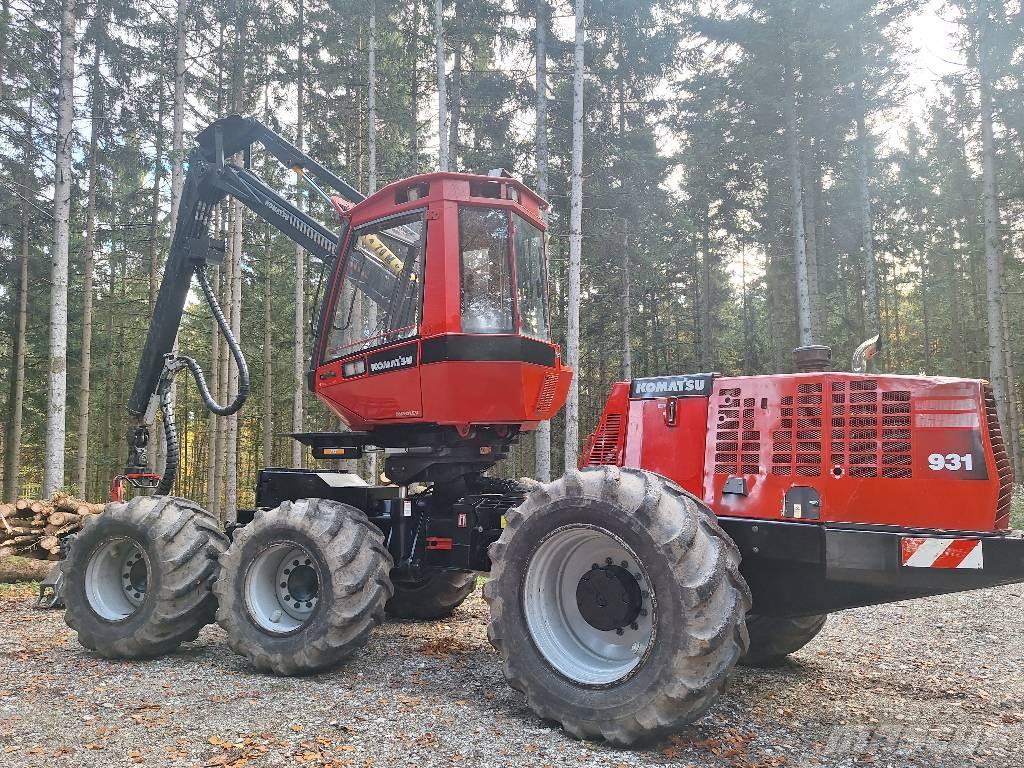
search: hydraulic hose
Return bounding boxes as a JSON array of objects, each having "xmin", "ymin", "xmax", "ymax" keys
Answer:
[{"xmin": 156, "ymin": 263, "xmax": 251, "ymax": 494}]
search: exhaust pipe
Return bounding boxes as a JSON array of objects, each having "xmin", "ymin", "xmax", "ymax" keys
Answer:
[
  {"xmin": 852, "ymin": 335, "xmax": 880, "ymax": 374},
  {"xmin": 793, "ymin": 345, "xmax": 832, "ymax": 373}
]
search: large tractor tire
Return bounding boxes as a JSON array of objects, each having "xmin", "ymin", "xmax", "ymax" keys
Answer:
[
  {"xmin": 62, "ymin": 496, "xmax": 227, "ymax": 658},
  {"xmin": 386, "ymin": 571, "xmax": 476, "ymax": 620},
  {"xmin": 739, "ymin": 613, "xmax": 828, "ymax": 668},
  {"xmin": 214, "ymin": 498, "xmax": 393, "ymax": 675},
  {"xmin": 484, "ymin": 466, "xmax": 751, "ymax": 746}
]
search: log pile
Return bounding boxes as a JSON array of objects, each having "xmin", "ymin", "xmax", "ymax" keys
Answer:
[{"xmin": 0, "ymin": 492, "xmax": 105, "ymax": 560}]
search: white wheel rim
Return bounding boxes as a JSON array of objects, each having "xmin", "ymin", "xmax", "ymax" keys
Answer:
[
  {"xmin": 85, "ymin": 538, "xmax": 149, "ymax": 621},
  {"xmin": 523, "ymin": 524, "xmax": 656, "ymax": 686},
  {"xmin": 245, "ymin": 543, "xmax": 320, "ymax": 634}
]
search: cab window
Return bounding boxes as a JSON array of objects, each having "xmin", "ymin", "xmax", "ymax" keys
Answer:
[
  {"xmin": 459, "ymin": 207, "xmax": 514, "ymax": 334},
  {"xmin": 325, "ymin": 211, "xmax": 425, "ymax": 360}
]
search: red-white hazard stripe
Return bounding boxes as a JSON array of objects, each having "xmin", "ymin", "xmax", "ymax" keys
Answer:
[{"xmin": 900, "ymin": 537, "xmax": 984, "ymax": 569}]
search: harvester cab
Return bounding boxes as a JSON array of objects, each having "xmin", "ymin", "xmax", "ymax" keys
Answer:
[{"xmin": 305, "ymin": 168, "xmax": 572, "ymax": 461}]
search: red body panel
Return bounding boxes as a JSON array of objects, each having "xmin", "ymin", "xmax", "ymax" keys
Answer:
[
  {"xmin": 310, "ymin": 172, "xmax": 572, "ymax": 433},
  {"xmin": 583, "ymin": 373, "xmax": 1013, "ymax": 534}
]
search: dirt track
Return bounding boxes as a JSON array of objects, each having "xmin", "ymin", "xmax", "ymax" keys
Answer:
[{"xmin": 0, "ymin": 579, "xmax": 1021, "ymax": 768}]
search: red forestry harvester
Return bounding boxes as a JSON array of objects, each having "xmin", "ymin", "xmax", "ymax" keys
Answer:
[{"xmin": 54, "ymin": 116, "xmax": 1024, "ymax": 745}]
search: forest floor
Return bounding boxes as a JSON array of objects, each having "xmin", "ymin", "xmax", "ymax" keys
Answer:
[{"xmin": 0, "ymin": 576, "xmax": 1022, "ymax": 768}]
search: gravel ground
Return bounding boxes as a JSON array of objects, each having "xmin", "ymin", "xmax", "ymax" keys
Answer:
[{"xmin": 0, "ymin": 579, "xmax": 1022, "ymax": 768}]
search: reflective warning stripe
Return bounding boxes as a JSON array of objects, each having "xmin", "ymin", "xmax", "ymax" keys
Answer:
[{"xmin": 901, "ymin": 537, "xmax": 984, "ymax": 569}]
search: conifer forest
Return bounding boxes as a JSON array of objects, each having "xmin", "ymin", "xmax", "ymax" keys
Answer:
[{"xmin": 1, "ymin": 0, "xmax": 1023, "ymax": 522}]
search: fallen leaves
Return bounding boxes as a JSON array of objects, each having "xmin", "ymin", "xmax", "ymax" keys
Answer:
[
  {"xmin": 418, "ymin": 636, "xmax": 472, "ymax": 656},
  {"xmin": 659, "ymin": 728, "xmax": 785, "ymax": 768}
]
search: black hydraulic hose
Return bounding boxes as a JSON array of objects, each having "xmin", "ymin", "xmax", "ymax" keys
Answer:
[
  {"xmin": 155, "ymin": 262, "xmax": 251, "ymax": 494},
  {"xmin": 184, "ymin": 264, "xmax": 250, "ymax": 416},
  {"xmin": 156, "ymin": 383, "xmax": 179, "ymax": 495}
]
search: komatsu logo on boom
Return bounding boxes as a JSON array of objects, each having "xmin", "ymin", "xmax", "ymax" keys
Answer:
[{"xmin": 630, "ymin": 374, "xmax": 714, "ymax": 399}]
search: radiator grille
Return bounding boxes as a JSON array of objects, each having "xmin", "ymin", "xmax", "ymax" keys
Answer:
[
  {"xmin": 828, "ymin": 380, "xmax": 913, "ymax": 479},
  {"xmin": 984, "ymin": 384, "xmax": 1015, "ymax": 528},
  {"xmin": 770, "ymin": 393, "xmax": 822, "ymax": 476},
  {"xmin": 534, "ymin": 373, "xmax": 558, "ymax": 416},
  {"xmin": 586, "ymin": 413, "xmax": 624, "ymax": 466},
  {"xmin": 714, "ymin": 390, "xmax": 760, "ymax": 475}
]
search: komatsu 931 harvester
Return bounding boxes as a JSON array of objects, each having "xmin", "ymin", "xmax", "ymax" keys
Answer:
[{"xmin": 57, "ymin": 116, "xmax": 1024, "ymax": 745}]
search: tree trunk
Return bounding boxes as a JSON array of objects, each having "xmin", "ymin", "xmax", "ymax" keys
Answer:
[
  {"xmin": 447, "ymin": 13, "xmax": 461, "ymax": 171},
  {"xmin": 921, "ymin": 251, "xmax": 932, "ymax": 374},
  {"xmin": 802, "ymin": 142, "xmax": 822, "ymax": 338},
  {"xmin": 368, "ymin": 10, "xmax": 377, "ymax": 194},
  {"xmin": 0, "ymin": 0, "xmax": 8, "ymax": 104},
  {"xmin": 434, "ymin": 0, "xmax": 448, "ymax": 171},
  {"xmin": 622, "ymin": 219, "xmax": 632, "ymax": 379},
  {"xmin": 262, "ymin": 224, "xmax": 273, "ymax": 469},
  {"xmin": 3, "ymin": 144, "xmax": 29, "ymax": 503},
  {"xmin": 854, "ymin": 36, "xmax": 880, "ymax": 351},
  {"xmin": 43, "ymin": 0, "xmax": 76, "ymax": 497},
  {"xmin": 224, "ymin": 6, "xmax": 246, "ymax": 521},
  {"xmin": 700, "ymin": 215, "xmax": 713, "ymax": 367},
  {"xmin": 409, "ymin": 1, "xmax": 420, "ymax": 167},
  {"xmin": 783, "ymin": 54, "xmax": 812, "ymax": 348},
  {"xmin": 365, "ymin": 8, "xmax": 380, "ymax": 482},
  {"xmin": 225, "ymin": 198, "xmax": 242, "ymax": 520},
  {"xmin": 77, "ymin": 40, "xmax": 102, "ymax": 498},
  {"xmin": 292, "ymin": 0, "xmax": 306, "ymax": 469},
  {"xmin": 564, "ymin": 0, "xmax": 584, "ymax": 470},
  {"xmin": 262, "ymin": 82, "xmax": 273, "ymax": 471},
  {"xmin": 150, "ymin": 89, "xmax": 168, "ymax": 475},
  {"xmin": 207, "ymin": 263, "xmax": 222, "ymax": 515},
  {"xmin": 534, "ymin": 0, "xmax": 551, "ymax": 482},
  {"xmin": 977, "ymin": 0, "xmax": 1015, "ymax": 465}
]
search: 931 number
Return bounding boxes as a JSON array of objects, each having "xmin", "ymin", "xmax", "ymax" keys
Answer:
[{"xmin": 927, "ymin": 452, "xmax": 974, "ymax": 472}]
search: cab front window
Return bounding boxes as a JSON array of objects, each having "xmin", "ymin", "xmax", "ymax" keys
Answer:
[
  {"xmin": 325, "ymin": 211, "xmax": 425, "ymax": 361},
  {"xmin": 459, "ymin": 207, "xmax": 514, "ymax": 334}
]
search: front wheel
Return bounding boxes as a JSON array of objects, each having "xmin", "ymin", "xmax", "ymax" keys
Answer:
[
  {"xmin": 214, "ymin": 499, "xmax": 393, "ymax": 675},
  {"xmin": 484, "ymin": 467, "xmax": 751, "ymax": 745},
  {"xmin": 62, "ymin": 496, "xmax": 227, "ymax": 658}
]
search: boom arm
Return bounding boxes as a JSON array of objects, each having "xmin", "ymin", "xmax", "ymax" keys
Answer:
[{"xmin": 125, "ymin": 115, "xmax": 364, "ymax": 483}]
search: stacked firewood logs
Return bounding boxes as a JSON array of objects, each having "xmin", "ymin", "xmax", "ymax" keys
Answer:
[{"xmin": 0, "ymin": 492, "xmax": 105, "ymax": 560}]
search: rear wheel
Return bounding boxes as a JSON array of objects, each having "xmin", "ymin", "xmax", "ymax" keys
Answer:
[
  {"xmin": 484, "ymin": 467, "xmax": 751, "ymax": 745},
  {"xmin": 739, "ymin": 613, "xmax": 828, "ymax": 667},
  {"xmin": 62, "ymin": 496, "xmax": 227, "ymax": 658},
  {"xmin": 214, "ymin": 498, "xmax": 393, "ymax": 675},
  {"xmin": 385, "ymin": 571, "xmax": 476, "ymax": 619}
]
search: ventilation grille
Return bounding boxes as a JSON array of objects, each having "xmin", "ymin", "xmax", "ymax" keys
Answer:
[
  {"xmin": 828, "ymin": 380, "xmax": 913, "ymax": 479},
  {"xmin": 771, "ymin": 384, "xmax": 823, "ymax": 477},
  {"xmin": 714, "ymin": 389, "xmax": 761, "ymax": 475},
  {"xmin": 586, "ymin": 413, "xmax": 624, "ymax": 466},
  {"xmin": 534, "ymin": 373, "xmax": 558, "ymax": 416},
  {"xmin": 984, "ymin": 384, "xmax": 1014, "ymax": 528}
]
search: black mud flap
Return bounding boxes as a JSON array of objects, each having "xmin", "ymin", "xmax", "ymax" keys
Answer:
[{"xmin": 719, "ymin": 517, "xmax": 1024, "ymax": 618}]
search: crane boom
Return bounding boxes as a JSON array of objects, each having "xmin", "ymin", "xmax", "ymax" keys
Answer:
[{"xmin": 124, "ymin": 115, "xmax": 363, "ymax": 482}]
